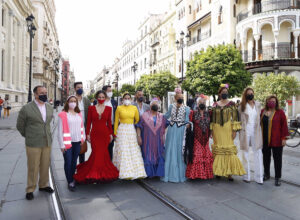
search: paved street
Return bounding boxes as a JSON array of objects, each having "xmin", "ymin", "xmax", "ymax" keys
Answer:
[{"xmin": 1, "ymin": 111, "xmax": 300, "ymax": 219}]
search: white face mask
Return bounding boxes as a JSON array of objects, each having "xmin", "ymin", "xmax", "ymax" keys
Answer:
[
  {"xmin": 123, "ymin": 100, "xmax": 131, "ymax": 106},
  {"xmin": 69, "ymin": 102, "xmax": 77, "ymax": 109},
  {"xmin": 107, "ymin": 92, "xmax": 113, "ymax": 98}
]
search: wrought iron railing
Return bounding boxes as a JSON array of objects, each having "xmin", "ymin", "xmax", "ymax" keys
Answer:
[
  {"xmin": 237, "ymin": 0, "xmax": 297, "ymax": 23},
  {"xmin": 187, "ymin": 30, "xmax": 211, "ymax": 46}
]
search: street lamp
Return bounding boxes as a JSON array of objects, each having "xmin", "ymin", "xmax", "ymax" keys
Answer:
[
  {"xmin": 26, "ymin": 14, "xmax": 36, "ymax": 102},
  {"xmin": 176, "ymin": 31, "xmax": 190, "ymax": 83},
  {"xmin": 131, "ymin": 61, "xmax": 138, "ymax": 85},
  {"xmin": 114, "ymin": 72, "xmax": 119, "ymax": 105}
]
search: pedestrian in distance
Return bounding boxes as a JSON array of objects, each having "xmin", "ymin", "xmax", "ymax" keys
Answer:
[
  {"xmin": 3, "ymin": 96, "xmax": 11, "ymax": 119},
  {"xmin": 113, "ymin": 92, "xmax": 146, "ymax": 180},
  {"xmin": 16, "ymin": 85, "xmax": 54, "ymax": 200},
  {"xmin": 261, "ymin": 95, "xmax": 289, "ymax": 186},
  {"xmin": 136, "ymin": 98, "xmax": 168, "ymax": 178},
  {"xmin": 0, "ymin": 96, "xmax": 3, "ymax": 118},
  {"xmin": 74, "ymin": 90, "xmax": 119, "ymax": 184},
  {"xmin": 74, "ymin": 82, "xmax": 90, "ymax": 164},
  {"xmin": 162, "ymin": 88, "xmax": 190, "ymax": 183},
  {"xmin": 103, "ymin": 85, "xmax": 118, "ymax": 160},
  {"xmin": 133, "ymin": 90, "xmax": 150, "ymax": 116},
  {"xmin": 57, "ymin": 95, "xmax": 85, "ymax": 191},
  {"xmin": 186, "ymin": 94, "xmax": 214, "ymax": 180},
  {"xmin": 210, "ymin": 84, "xmax": 245, "ymax": 181},
  {"xmin": 239, "ymin": 88, "xmax": 263, "ymax": 185}
]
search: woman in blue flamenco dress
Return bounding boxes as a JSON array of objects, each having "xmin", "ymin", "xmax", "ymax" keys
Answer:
[
  {"xmin": 162, "ymin": 88, "xmax": 190, "ymax": 183},
  {"xmin": 136, "ymin": 98, "xmax": 168, "ymax": 177}
]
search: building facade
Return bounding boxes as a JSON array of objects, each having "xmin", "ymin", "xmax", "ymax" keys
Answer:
[
  {"xmin": 31, "ymin": 0, "xmax": 60, "ymax": 101},
  {"xmin": 61, "ymin": 58, "xmax": 70, "ymax": 104},
  {"xmin": 0, "ymin": 0, "xmax": 35, "ymax": 111}
]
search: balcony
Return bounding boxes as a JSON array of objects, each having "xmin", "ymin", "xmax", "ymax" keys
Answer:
[
  {"xmin": 187, "ymin": 30, "xmax": 211, "ymax": 47},
  {"xmin": 237, "ymin": 0, "xmax": 299, "ymax": 23}
]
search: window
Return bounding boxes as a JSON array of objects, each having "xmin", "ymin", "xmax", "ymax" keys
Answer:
[
  {"xmin": 144, "ymin": 58, "xmax": 147, "ymax": 69},
  {"xmin": 145, "ymin": 26, "xmax": 147, "ymax": 34},
  {"xmin": 209, "ymin": 0, "xmax": 211, "ymax": 3},
  {"xmin": 141, "ymin": 44, "xmax": 143, "ymax": 53},
  {"xmin": 197, "ymin": 28, "xmax": 201, "ymax": 41},
  {"xmin": 200, "ymin": 1, "xmax": 202, "ymax": 10},
  {"xmin": 15, "ymin": 95, "xmax": 18, "ymax": 102},
  {"xmin": 179, "ymin": 63, "xmax": 181, "ymax": 72},
  {"xmin": 64, "ymin": 65, "xmax": 68, "ymax": 72},
  {"xmin": 145, "ymin": 41, "xmax": 147, "ymax": 50},
  {"xmin": 2, "ymin": 8, "xmax": 4, "ymax": 27},
  {"xmin": 189, "ymin": 5, "xmax": 192, "ymax": 14},
  {"xmin": 218, "ymin": 6, "xmax": 223, "ymax": 24},
  {"xmin": 233, "ymin": 4, "xmax": 236, "ymax": 17},
  {"xmin": 1, "ymin": 50, "xmax": 4, "ymax": 81},
  {"xmin": 5, "ymin": 94, "xmax": 9, "ymax": 100}
]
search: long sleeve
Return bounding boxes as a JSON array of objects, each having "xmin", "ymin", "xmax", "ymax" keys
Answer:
[
  {"xmin": 280, "ymin": 110, "xmax": 289, "ymax": 140},
  {"xmin": 57, "ymin": 117, "xmax": 65, "ymax": 149},
  {"xmin": 114, "ymin": 106, "xmax": 120, "ymax": 135},
  {"xmin": 134, "ymin": 107, "xmax": 140, "ymax": 124},
  {"xmin": 185, "ymin": 106, "xmax": 190, "ymax": 123},
  {"xmin": 86, "ymin": 106, "xmax": 92, "ymax": 136},
  {"xmin": 164, "ymin": 104, "xmax": 172, "ymax": 119},
  {"xmin": 16, "ymin": 106, "xmax": 26, "ymax": 137},
  {"xmin": 107, "ymin": 107, "xmax": 113, "ymax": 135}
]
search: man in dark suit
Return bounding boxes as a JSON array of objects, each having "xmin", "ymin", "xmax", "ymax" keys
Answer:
[
  {"xmin": 102, "ymin": 85, "xmax": 118, "ymax": 160},
  {"xmin": 17, "ymin": 86, "xmax": 54, "ymax": 200}
]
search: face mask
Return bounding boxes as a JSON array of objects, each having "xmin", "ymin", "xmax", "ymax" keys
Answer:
[
  {"xmin": 177, "ymin": 98, "xmax": 184, "ymax": 104},
  {"xmin": 124, "ymin": 100, "xmax": 131, "ymax": 106},
  {"xmin": 138, "ymin": 97, "xmax": 144, "ymax": 102},
  {"xmin": 151, "ymin": 104, "xmax": 158, "ymax": 111},
  {"xmin": 69, "ymin": 102, "xmax": 77, "ymax": 109},
  {"xmin": 39, "ymin": 95, "xmax": 47, "ymax": 103},
  {"xmin": 221, "ymin": 93, "xmax": 228, "ymax": 100},
  {"xmin": 267, "ymin": 101, "xmax": 276, "ymax": 109},
  {"xmin": 246, "ymin": 94, "xmax": 254, "ymax": 101},
  {"xmin": 107, "ymin": 92, "xmax": 113, "ymax": 98},
  {"xmin": 98, "ymin": 99, "xmax": 105, "ymax": 104},
  {"xmin": 199, "ymin": 103, "xmax": 206, "ymax": 110},
  {"xmin": 76, "ymin": 88, "xmax": 83, "ymax": 95}
]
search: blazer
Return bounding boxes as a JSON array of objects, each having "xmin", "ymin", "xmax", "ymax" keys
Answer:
[
  {"xmin": 239, "ymin": 102, "xmax": 263, "ymax": 151},
  {"xmin": 16, "ymin": 101, "xmax": 53, "ymax": 147},
  {"xmin": 111, "ymin": 98, "xmax": 118, "ymax": 119},
  {"xmin": 133, "ymin": 102, "xmax": 150, "ymax": 115},
  {"xmin": 260, "ymin": 109, "xmax": 289, "ymax": 147}
]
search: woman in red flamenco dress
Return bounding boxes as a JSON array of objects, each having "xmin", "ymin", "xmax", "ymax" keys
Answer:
[{"xmin": 74, "ymin": 90, "xmax": 119, "ymax": 183}]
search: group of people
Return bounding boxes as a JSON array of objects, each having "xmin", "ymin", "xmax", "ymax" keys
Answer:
[
  {"xmin": 0, "ymin": 96, "xmax": 11, "ymax": 119},
  {"xmin": 16, "ymin": 81, "xmax": 289, "ymax": 200}
]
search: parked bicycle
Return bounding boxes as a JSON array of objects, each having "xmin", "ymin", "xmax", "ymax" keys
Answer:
[{"xmin": 286, "ymin": 119, "xmax": 300, "ymax": 148}]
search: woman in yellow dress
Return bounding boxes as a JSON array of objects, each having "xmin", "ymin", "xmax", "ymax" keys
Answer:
[
  {"xmin": 211, "ymin": 84, "xmax": 245, "ymax": 181},
  {"xmin": 113, "ymin": 92, "xmax": 147, "ymax": 179}
]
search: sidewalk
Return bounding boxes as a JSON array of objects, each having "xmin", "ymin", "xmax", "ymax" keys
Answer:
[{"xmin": 0, "ymin": 111, "xmax": 55, "ymax": 219}]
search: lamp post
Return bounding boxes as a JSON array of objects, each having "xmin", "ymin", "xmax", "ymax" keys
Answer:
[
  {"xmin": 114, "ymin": 72, "xmax": 119, "ymax": 105},
  {"xmin": 176, "ymin": 31, "xmax": 190, "ymax": 83},
  {"xmin": 26, "ymin": 14, "xmax": 36, "ymax": 103},
  {"xmin": 131, "ymin": 61, "xmax": 138, "ymax": 85}
]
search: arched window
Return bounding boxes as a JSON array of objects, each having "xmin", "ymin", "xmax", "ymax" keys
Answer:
[
  {"xmin": 218, "ymin": 6, "xmax": 223, "ymax": 24},
  {"xmin": 233, "ymin": 4, "xmax": 236, "ymax": 17},
  {"xmin": 189, "ymin": 5, "xmax": 192, "ymax": 14}
]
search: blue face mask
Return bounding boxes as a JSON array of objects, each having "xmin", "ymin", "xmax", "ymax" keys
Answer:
[{"xmin": 76, "ymin": 88, "xmax": 83, "ymax": 95}]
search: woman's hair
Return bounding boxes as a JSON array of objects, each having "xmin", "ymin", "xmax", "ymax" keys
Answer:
[
  {"xmin": 63, "ymin": 95, "xmax": 80, "ymax": 113},
  {"xmin": 94, "ymin": 90, "xmax": 107, "ymax": 99},
  {"xmin": 241, "ymin": 87, "xmax": 254, "ymax": 112},
  {"xmin": 218, "ymin": 86, "xmax": 228, "ymax": 95},
  {"xmin": 122, "ymin": 93, "xmax": 131, "ymax": 98},
  {"xmin": 174, "ymin": 87, "xmax": 183, "ymax": 99},
  {"xmin": 264, "ymin": 95, "xmax": 280, "ymax": 111}
]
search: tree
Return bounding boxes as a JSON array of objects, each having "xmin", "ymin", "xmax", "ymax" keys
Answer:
[
  {"xmin": 147, "ymin": 71, "xmax": 178, "ymax": 99},
  {"xmin": 253, "ymin": 73, "xmax": 300, "ymax": 107},
  {"xmin": 112, "ymin": 89, "xmax": 120, "ymax": 98},
  {"xmin": 120, "ymin": 84, "xmax": 135, "ymax": 96},
  {"xmin": 135, "ymin": 74, "xmax": 151, "ymax": 96},
  {"xmin": 87, "ymin": 94, "xmax": 94, "ymax": 100},
  {"xmin": 184, "ymin": 44, "xmax": 252, "ymax": 101}
]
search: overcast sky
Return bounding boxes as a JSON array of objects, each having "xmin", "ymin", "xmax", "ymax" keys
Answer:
[{"xmin": 55, "ymin": 0, "xmax": 171, "ymax": 84}]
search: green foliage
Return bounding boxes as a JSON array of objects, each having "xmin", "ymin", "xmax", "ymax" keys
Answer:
[
  {"xmin": 135, "ymin": 74, "xmax": 151, "ymax": 96},
  {"xmin": 253, "ymin": 73, "xmax": 300, "ymax": 107},
  {"xmin": 112, "ymin": 89, "xmax": 120, "ymax": 98},
  {"xmin": 87, "ymin": 94, "xmax": 94, "ymax": 100},
  {"xmin": 120, "ymin": 84, "xmax": 136, "ymax": 96},
  {"xmin": 184, "ymin": 44, "xmax": 252, "ymax": 100}
]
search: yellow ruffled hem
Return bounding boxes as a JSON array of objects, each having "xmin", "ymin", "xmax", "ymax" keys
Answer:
[{"xmin": 232, "ymin": 121, "xmax": 241, "ymax": 131}]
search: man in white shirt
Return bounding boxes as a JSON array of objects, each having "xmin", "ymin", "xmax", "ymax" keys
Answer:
[
  {"xmin": 74, "ymin": 82, "xmax": 90, "ymax": 163},
  {"xmin": 102, "ymin": 85, "xmax": 118, "ymax": 160}
]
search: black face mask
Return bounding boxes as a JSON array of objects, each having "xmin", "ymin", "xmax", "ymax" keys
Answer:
[
  {"xmin": 221, "ymin": 93, "xmax": 228, "ymax": 100},
  {"xmin": 246, "ymin": 94, "xmax": 254, "ymax": 101},
  {"xmin": 151, "ymin": 105, "xmax": 158, "ymax": 111},
  {"xmin": 138, "ymin": 97, "xmax": 144, "ymax": 102},
  {"xmin": 76, "ymin": 88, "xmax": 83, "ymax": 95},
  {"xmin": 177, "ymin": 98, "xmax": 184, "ymax": 104},
  {"xmin": 199, "ymin": 104, "xmax": 206, "ymax": 110},
  {"xmin": 39, "ymin": 95, "xmax": 48, "ymax": 103}
]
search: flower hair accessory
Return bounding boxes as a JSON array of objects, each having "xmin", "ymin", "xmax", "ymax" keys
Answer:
[
  {"xmin": 121, "ymin": 91, "xmax": 131, "ymax": 97},
  {"xmin": 220, "ymin": 83, "xmax": 229, "ymax": 89},
  {"xmin": 174, "ymin": 87, "xmax": 182, "ymax": 94},
  {"xmin": 150, "ymin": 98, "xmax": 160, "ymax": 106}
]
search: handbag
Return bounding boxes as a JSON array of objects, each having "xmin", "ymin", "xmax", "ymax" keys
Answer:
[{"xmin": 80, "ymin": 141, "xmax": 87, "ymax": 154}]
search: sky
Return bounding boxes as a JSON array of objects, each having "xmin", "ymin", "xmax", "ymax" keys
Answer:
[{"xmin": 55, "ymin": 0, "xmax": 171, "ymax": 85}]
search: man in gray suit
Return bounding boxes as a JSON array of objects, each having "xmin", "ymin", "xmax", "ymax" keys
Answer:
[
  {"xmin": 17, "ymin": 86, "xmax": 54, "ymax": 200},
  {"xmin": 133, "ymin": 90, "xmax": 150, "ymax": 116}
]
